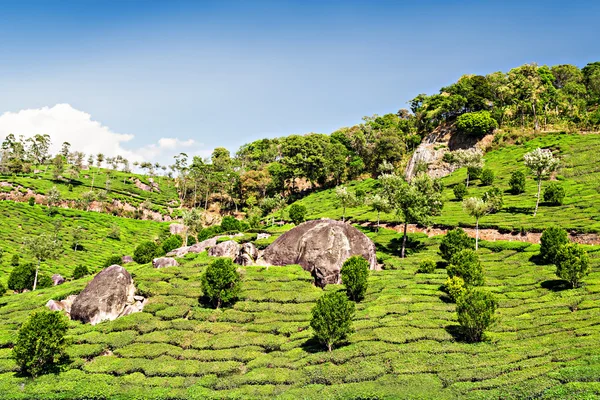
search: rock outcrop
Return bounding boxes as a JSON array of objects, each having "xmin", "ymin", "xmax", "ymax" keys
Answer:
[
  {"xmin": 52, "ymin": 274, "xmax": 65, "ymax": 286},
  {"xmin": 166, "ymin": 237, "xmax": 218, "ymax": 257},
  {"xmin": 152, "ymin": 257, "xmax": 179, "ymax": 268},
  {"xmin": 69, "ymin": 265, "xmax": 143, "ymax": 325},
  {"xmin": 46, "ymin": 295, "xmax": 77, "ymax": 314},
  {"xmin": 235, "ymin": 242, "xmax": 259, "ymax": 266},
  {"xmin": 169, "ymin": 223, "xmax": 185, "ymax": 235},
  {"xmin": 208, "ymin": 240, "xmax": 241, "ymax": 258},
  {"xmin": 122, "ymin": 255, "xmax": 133, "ymax": 264},
  {"xmin": 261, "ymin": 219, "xmax": 378, "ymax": 287}
]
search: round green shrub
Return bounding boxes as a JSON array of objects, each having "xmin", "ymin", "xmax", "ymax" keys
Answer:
[
  {"xmin": 444, "ymin": 276, "xmax": 466, "ymax": 302},
  {"xmin": 187, "ymin": 235, "xmax": 197, "ymax": 246},
  {"xmin": 37, "ymin": 274, "xmax": 53, "ymax": 289},
  {"xmin": 439, "ymin": 228, "xmax": 475, "ymax": 262},
  {"xmin": 73, "ymin": 265, "xmax": 90, "ymax": 280},
  {"xmin": 543, "ymin": 182, "xmax": 565, "ymax": 205},
  {"xmin": 11, "ymin": 254, "xmax": 20, "ymax": 267},
  {"xmin": 289, "ymin": 203, "xmax": 307, "ymax": 225},
  {"xmin": 455, "ymin": 110, "xmax": 498, "ymax": 137},
  {"xmin": 161, "ymin": 235, "xmax": 183, "ymax": 254},
  {"xmin": 555, "ymin": 243, "xmax": 590, "ymax": 288},
  {"xmin": 467, "ymin": 166, "xmax": 482, "ymax": 181},
  {"xmin": 453, "ymin": 183, "xmax": 467, "ymax": 201},
  {"xmin": 509, "ymin": 170, "xmax": 526, "ymax": 194},
  {"xmin": 28, "ymin": 197, "xmax": 35, "ymax": 206},
  {"xmin": 341, "ymin": 256, "xmax": 370, "ymax": 301},
  {"xmin": 104, "ymin": 255, "xmax": 123, "ymax": 268},
  {"xmin": 8, "ymin": 262, "xmax": 36, "ymax": 292},
  {"xmin": 540, "ymin": 227, "xmax": 568, "ymax": 265},
  {"xmin": 201, "ymin": 258, "xmax": 241, "ymax": 309},
  {"xmin": 456, "ymin": 288, "xmax": 497, "ymax": 342},
  {"xmin": 220, "ymin": 216, "xmax": 242, "ymax": 232},
  {"xmin": 133, "ymin": 241, "xmax": 160, "ymax": 264},
  {"xmin": 310, "ymin": 291, "xmax": 355, "ymax": 352},
  {"xmin": 417, "ymin": 260, "xmax": 436, "ymax": 274},
  {"xmin": 447, "ymin": 249, "xmax": 484, "ymax": 286},
  {"xmin": 480, "ymin": 168, "xmax": 495, "ymax": 186},
  {"xmin": 13, "ymin": 310, "xmax": 70, "ymax": 377}
]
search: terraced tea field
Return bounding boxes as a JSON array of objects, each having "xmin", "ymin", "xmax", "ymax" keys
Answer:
[{"xmin": 0, "ymin": 229, "xmax": 598, "ymax": 399}]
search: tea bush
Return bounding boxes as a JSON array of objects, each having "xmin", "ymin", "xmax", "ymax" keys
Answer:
[
  {"xmin": 310, "ymin": 291, "xmax": 355, "ymax": 352},
  {"xmin": 540, "ymin": 227, "xmax": 568, "ymax": 265},
  {"xmin": 439, "ymin": 228, "xmax": 474, "ymax": 262},
  {"xmin": 341, "ymin": 256, "xmax": 369, "ymax": 301},
  {"xmin": 544, "ymin": 182, "xmax": 565, "ymax": 205},
  {"xmin": 456, "ymin": 289, "xmax": 497, "ymax": 342}
]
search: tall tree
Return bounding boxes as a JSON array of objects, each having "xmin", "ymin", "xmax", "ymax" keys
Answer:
[
  {"xmin": 523, "ymin": 148, "xmax": 559, "ymax": 216},
  {"xmin": 23, "ymin": 233, "xmax": 62, "ymax": 291}
]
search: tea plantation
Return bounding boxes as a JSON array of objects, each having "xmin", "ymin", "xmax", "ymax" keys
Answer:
[{"xmin": 0, "ymin": 227, "xmax": 599, "ymax": 399}]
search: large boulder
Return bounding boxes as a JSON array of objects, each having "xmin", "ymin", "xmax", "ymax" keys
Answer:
[
  {"xmin": 261, "ymin": 219, "xmax": 378, "ymax": 287},
  {"xmin": 208, "ymin": 240, "xmax": 241, "ymax": 258},
  {"xmin": 152, "ymin": 257, "xmax": 179, "ymax": 268},
  {"xmin": 235, "ymin": 242, "xmax": 259, "ymax": 266},
  {"xmin": 169, "ymin": 223, "xmax": 185, "ymax": 235},
  {"xmin": 70, "ymin": 265, "xmax": 137, "ymax": 325}
]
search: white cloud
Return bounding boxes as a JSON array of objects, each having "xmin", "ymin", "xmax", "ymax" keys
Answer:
[{"xmin": 0, "ymin": 104, "xmax": 210, "ymax": 167}]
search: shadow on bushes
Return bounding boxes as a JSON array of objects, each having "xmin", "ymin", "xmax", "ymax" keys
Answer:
[{"xmin": 541, "ymin": 279, "xmax": 571, "ymax": 292}]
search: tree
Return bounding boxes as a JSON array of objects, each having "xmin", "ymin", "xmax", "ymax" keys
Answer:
[
  {"xmin": 341, "ymin": 256, "xmax": 369, "ymax": 301},
  {"xmin": 289, "ymin": 203, "xmax": 307, "ymax": 225},
  {"xmin": 79, "ymin": 191, "xmax": 96, "ymax": 212},
  {"xmin": 543, "ymin": 182, "xmax": 565, "ymax": 205},
  {"xmin": 539, "ymin": 227, "xmax": 568, "ymax": 265},
  {"xmin": 162, "ymin": 235, "xmax": 183, "ymax": 254},
  {"xmin": 452, "ymin": 148, "xmax": 484, "ymax": 188},
  {"xmin": 379, "ymin": 172, "xmax": 443, "ymax": 258},
  {"xmin": 133, "ymin": 241, "xmax": 159, "ymax": 264},
  {"xmin": 555, "ymin": 243, "xmax": 590, "ymax": 288},
  {"xmin": 13, "ymin": 310, "xmax": 70, "ymax": 377},
  {"xmin": 310, "ymin": 291, "xmax": 355, "ymax": 352},
  {"xmin": 456, "ymin": 289, "xmax": 497, "ymax": 342},
  {"xmin": 523, "ymin": 148, "xmax": 559, "ymax": 216},
  {"xmin": 462, "ymin": 197, "xmax": 491, "ymax": 250},
  {"xmin": 480, "ymin": 168, "xmax": 495, "ymax": 186},
  {"xmin": 71, "ymin": 226, "xmax": 85, "ymax": 251},
  {"xmin": 51, "ymin": 155, "xmax": 65, "ymax": 180},
  {"xmin": 335, "ymin": 186, "xmax": 357, "ymax": 222},
  {"xmin": 8, "ymin": 263, "xmax": 36, "ymax": 292},
  {"xmin": 453, "ymin": 183, "xmax": 467, "ymax": 201},
  {"xmin": 366, "ymin": 193, "xmax": 391, "ymax": 230},
  {"xmin": 60, "ymin": 142, "xmax": 71, "ymax": 159},
  {"xmin": 447, "ymin": 249, "xmax": 484, "ymax": 286},
  {"xmin": 201, "ymin": 258, "xmax": 241, "ymax": 309},
  {"xmin": 509, "ymin": 170, "xmax": 526, "ymax": 194},
  {"xmin": 46, "ymin": 185, "xmax": 61, "ymax": 213},
  {"xmin": 439, "ymin": 228, "xmax": 475, "ymax": 262},
  {"xmin": 455, "ymin": 110, "xmax": 498, "ymax": 136},
  {"xmin": 23, "ymin": 233, "xmax": 62, "ymax": 291},
  {"xmin": 72, "ymin": 265, "xmax": 90, "ymax": 279},
  {"xmin": 444, "ymin": 276, "xmax": 467, "ymax": 302},
  {"xmin": 182, "ymin": 208, "xmax": 203, "ymax": 245}
]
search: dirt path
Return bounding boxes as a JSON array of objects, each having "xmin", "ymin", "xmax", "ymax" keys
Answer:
[{"xmin": 360, "ymin": 222, "xmax": 600, "ymax": 246}]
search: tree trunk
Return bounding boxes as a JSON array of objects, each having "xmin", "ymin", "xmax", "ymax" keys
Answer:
[
  {"xmin": 466, "ymin": 172, "xmax": 470, "ymax": 188},
  {"xmin": 377, "ymin": 211, "xmax": 380, "ymax": 230},
  {"xmin": 327, "ymin": 342, "xmax": 332, "ymax": 353},
  {"xmin": 33, "ymin": 260, "xmax": 40, "ymax": 291},
  {"xmin": 533, "ymin": 102, "xmax": 539, "ymax": 131},
  {"xmin": 401, "ymin": 222, "xmax": 408, "ymax": 258},
  {"xmin": 475, "ymin": 217, "xmax": 479, "ymax": 251},
  {"xmin": 534, "ymin": 176, "xmax": 542, "ymax": 216},
  {"xmin": 342, "ymin": 206, "xmax": 346, "ymax": 223}
]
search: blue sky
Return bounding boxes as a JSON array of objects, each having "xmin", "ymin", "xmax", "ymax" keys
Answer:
[{"xmin": 0, "ymin": 0, "xmax": 599, "ymax": 164}]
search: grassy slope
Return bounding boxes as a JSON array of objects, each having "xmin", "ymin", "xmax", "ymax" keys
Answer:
[
  {"xmin": 290, "ymin": 133, "xmax": 600, "ymax": 233},
  {"xmin": 0, "ymin": 229, "xmax": 599, "ymax": 399}
]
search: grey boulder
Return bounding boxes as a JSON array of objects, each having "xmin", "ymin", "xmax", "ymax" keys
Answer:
[
  {"xmin": 52, "ymin": 274, "xmax": 65, "ymax": 286},
  {"xmin": 122, "ymin": 255, "xmax": 134, "ymax": 264},
  {"xmin": 208, "ymin": 240, "xmax": 241, "ymax": 258},
  {"xmin": 167, "ymin": 237, "xmax": 218, "ymax": 257},
  {"xmin": 235, "ymin": 242, "xmax": 259, "ymax": 266},
  {"xmin": 152, "ymin": 257, "xmax": 179, "ymax": 268}
]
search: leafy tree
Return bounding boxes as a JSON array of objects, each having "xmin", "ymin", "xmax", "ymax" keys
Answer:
[
  {"xmin": 341, "ymin": 256, "xmax": 369, "ymax": 301},
  {"xmin": 162, "ymin": 235, "xmax": 183, "ymax": 254},
  {"xmin": 23, "ymin": 233, "xmax": 62, "ymax": 291},
  {"xmin": 289, "ymin": 203, "xmax": 307, "ymax": 225},
  {"xmin": 201, "ymin": 258, "xmax": 241, "ymax": 309},
  {"xmin": 13, "ymin": 310, "xmax": 70, "ymax": 377},
  {"xmin": 8, "ymin": 263, "xmax": 36, "ymax": 292},
  {"xmin": 453, "ymin": 183, "xmax": 467, "ymax": 201},
  {"xmin": 418, "ymin": 259, "xmax": 436, "ymax": 273},
  {"xmin": 28, "ymin": 197, "xmax": 35, "ymax": 206},
  {"xmin": 220, "ymin": 216, "xmax": 242, "ymax": 232},
  {"xmin": 444, "ymin": 276, "xmax": 467, "ymax": 302},
  {"xmin": 335, "ymin": 186, "xmax": 357, "ymax": 222},
  {"xmin": 182, "ymin": 208, "xmax": 203, "ymax": 245},
  {"xmin": 46, "ymin": 186, "xmax": 61, "ymax": 213},
  {"xmin": 456, "ymin": 289, "xmax": 497, "ymax": 342},
  {"xmin": 71, "ymin": 226, "xmax": 85, "ymax": 251},
  {"xmin": 467, "ymin": 166, "xmax": 483, "ymax": 182},
  {"xmin": 310, "ymin": 291, "xmax": 355, "ymax": 352},
  {"xmin": 455, "ymin": 110, "xmax": 498, "ymax": 136},
  {"xmin": 51, "ymin": 155, "xmax": 65, "ymax": 180},
  {"xmin": 523, "ymin": 148, "xmax": 559, "ymax": 216},
  {"xmin": 482, "ymin": 186, "xmax": 503, "ymax": 213},
  {"xmin": 480, "ymin": 168, "xmax": 495, "ymax": 186},
  {"xmin": 462, "ymin": 197, "xmax": 490, "ymax": 250},
  {"xmin": 543, "ymin": 182, "xmax": 565, "ymax": 205},
  {"xmin": 439, "ymin": 228, "xmax": 475, "ymax": 262},
  {"xmin": 509, "ymin": 170, "xmax": 526, "ymax": 194},
  {"xmin": 366, "ymin": 193, "xmax": 391, "ymax": 229},
  {"xmin": 539, "ymin": 227, "xmax": 568, "ymax": 265},
  {"xmin": 133, "ymin": 241, "xmax": 160, "ymax": 264},
  {"xmin": 555, "ymin": 243, "xmax": 590, "ymax": 288},
  {"xmin": 72, "ymin": 265, "xmax": 90, "ymax": 279},
  {"xmin": 452, "ymin": 148, "xmax": 484, "ymax": 187},
  {"xmin": 447, "ymin": 249, "xmax": 484, "ymax": 286}
]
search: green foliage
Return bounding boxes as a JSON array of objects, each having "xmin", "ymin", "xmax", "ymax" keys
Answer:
[
  {"xmin": 482, "ymin": 186, "xmax": 503, "ymax": 213},
  {"xmin": 555, "ymin": 243, "xmax": 590, "ymax": 288},
  {"xmin": 540, "ymin": 227, "xmax": 569, "ymax": 265},
  {"xmin": 72, "ymin": 265, "xmax": 89, "ymax": 280},
  {"xmin": 197, "ymin": 226, "xmax": 223, "ymax": 242},
  {"xmin": 37, "ymin": 273, "xmax": 53, "ymax": 289},
  {"xmin": 444, "ymin": 276, "xmax": 466, "ymax": 302},
  {"xmin": 439, "ymin": 228, "xmax": 474, "ymax": 262},
  {"xmin": 161, "ymin": 235, "xmax": 183, "ymax": 254},
  {"xmin": 455, "ymin": 110, "xmax": 498, "ymax": 136},
  {"xmin": 0, "ymin": 280, "xmax": 5, "ymax": 295},
  {"xmin": 480, "ymin": 168, "xmax": 495, "ymax": 186},
  {"xmin": 417, "ymin": 259, "xmax": 436, "ymax": 273},
  {"xmin": 27, "ymin": 197, "xmax": 35, "ymax": 206},
  {"xmin": 186, "ymin": 235, "xmax": 197, "ymax": 246},
  {"xmin": 107, "ymin": 224, "xmax": 121, "ymax": 240},
  {"xmin": 289, "ymin": 203, "xmax": 307, "ymax": 225},
  {"xmin": 453, "ymin": 183, "xmax": 467, "ymax": 201},
  {"xmin": 220, "ymin": 216, "xmax": 242, "ymax": 232},
  {"xmin": 10, "ymin": 254, "xmax": 20, "ymax": 266},
  {"xmin": 467, "ymin": 165, "xmax": 482, "ymax": 181},
  {"xmin": 133, "ymin": 241, "xmax": 160, "ymax": 264},
  {"xmin": 544, "ymin": 182, "xmax": 565, "ymax": 205},
  {"xmin": 456, "ymin": 289, "xmax": 497, "ymax": 342},
  {"xmin": 201, "ymin": 258, "xmax": 241, "ymax": 309},
  {"xmin": 340, "ymin": 256, "xmax": 369, "ymax": 301},
  {"xmin": 13, "ymin": 310, "xmax": 70, "ymax": 377},
  {"xmin": 310, "ymin": 291, "xmax": 355, "ymax": 352},
  {"xmin": 8, "ymin": 262, "xmax": 36, "ymax": 292},
  {"xmin": 509, "ymin": 170, "xmax": 526, "ymax": 194},
  {"xmin": 103, "ymin": 255, "xmax": 123, "ymax": 268},
  {"xmin": 447, "ymin": 249, "xmax": 484, "ymax": 286}
]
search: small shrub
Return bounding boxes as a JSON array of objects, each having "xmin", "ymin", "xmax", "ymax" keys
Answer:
[
  {"xmin": 28, "ymin": 197, "xmax": 35, "ymax": 206},
  {"xmin": 509, "ymin": 170, "xmax": 526, "ymax": 194},
  {"xmin": 103, "ymin": 255, "xmax": 123, "ymax": 268},
  {"xmin": 543, "ymin": 182, "xmax": 565, "ymax": 205},
  {"xmin": 456, "ymin": 289, "xmax": 497, "ymax": 342},
  {"xmin": 11, "ymin": 254, "xmax": 20, "ymax": 267},
  {"xmin": 187, "ymin": 235, "xmax": 197, "ymax": 246},
  {"xmin": 107, "ymin": 224, "xmax": 121, "ymax": 240},
  {"xmin": 289, "ymin": 203, "xmax": 307, "ymax": 225},
  {"xmin": 201, "ymin": 258, "xmax": 241, "ymax": 309},
  {"xmin": 439, "ymin": 228, "xmax": 475, "ymax": 262},
  {"xmin": 442, "ymin": 152, "xmax": 456, "ymax": 164},
  {"xmin": 447, "ymin": 249, "xmax": 484, "ymax": 286},
  {"xmin": 197, "ymin": 226, "xmax": 223, "ymax": 242},
  {"xmin": 444, "ymin": 276, "xmax": 466, "ymax": 302},
  {"xmin": 540, "ymin": 227, "xmax": 568, "ymax": 265},
  {"xmin": 220, "ymin": 216, "xmax": 242, "ymax": 232},
  {"xmin": 8, "ymin": 263, "xmax": 36, "ymax": 292},
  {"xmin": 310, "ymin": 291, "xmax": 355, "ymax": 352},
  {"xmin": 455, "ymin": 110, "xmax": 498, "ymax": 137},
  {"xmin": 161, "ymin": 235, "xmax": 183, "ymax": 254},
  {"xmin": 13, "ymin": 310, "xmax": 70, "ymax": 377},
  {"xmin": 555, "ymin": 243, "xmax": 590, "ymax": 288},
  {"xmin": 453, "ymin": 183, "xmax": 467, "ymax": 201},
  {"xmin": 73, "ymin": 265, "xmax": 90, "ymax": 280},
  {"xmin": 0, "ymin": 280, "xmax": 6, "ymax": 295},
  {"xmin": 417, "ymin": 260, "xmax": 436, "ymax": 273},
  {"xmin": 37, "ymin": 274, "xmax": 53, "ymax": 289},
  {"xmin": 341, "ymin": 256, "xmax": 369, "ymax": 301},
  {"xmin": 467, "ymin": 166, "xmax": 482, "ymax": 182},
  {"xmin": 67, "ymin": 184, "xmax": 73, "ymax": 192},
  {"xmin": 133, "ymin": 241, "xmax": 160, "ymax": 264},
  {"xmin": 480, "ymin": 168, "xmax": 495, "ymax": 186}
]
